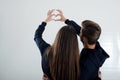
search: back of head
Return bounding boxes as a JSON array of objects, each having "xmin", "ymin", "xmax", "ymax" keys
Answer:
[
  {"xmin": 48, "ymin": 25, "xmax": 80, "ymax": 80},
  {"xmin": 81, "ymin": 20, "xmax": 101, "ymax": 45}
]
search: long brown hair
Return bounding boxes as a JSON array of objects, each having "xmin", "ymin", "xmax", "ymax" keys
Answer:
[{"xmin": 46, "ymin": 25, "xmax": 80, "ymax": 80}]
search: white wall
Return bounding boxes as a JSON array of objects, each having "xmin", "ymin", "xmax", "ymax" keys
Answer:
[{"xmin": 0, "ymin": 0, "xmax": 120, "ymax": 80}]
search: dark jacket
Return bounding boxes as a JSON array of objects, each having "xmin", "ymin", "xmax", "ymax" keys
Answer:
[
  {"xmin": 65, "ymin": 19, "xmax": 110, "ymax": 80},
  {"xmin": 79, "ymin": 42, "xmax": 109, "ymax": 80},
  {"xmin": 34, "ymin": 20, "xmax": 109, "ymax": 80},
  {"xmin": 34, "ymin": 22, "xmax": 52, "ymax": 80}
]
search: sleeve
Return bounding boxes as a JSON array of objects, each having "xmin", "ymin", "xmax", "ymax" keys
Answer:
[
  {"xmin": 34, "ymin": 22, "xmax": 50, "ymax": 56},
  {"xmin": 65, "ymin": 19, "xmax": 81, "ymax": 35},
  {"xmin": 96, "ymin": 42, "xmax": 110, "ymax": 67}
]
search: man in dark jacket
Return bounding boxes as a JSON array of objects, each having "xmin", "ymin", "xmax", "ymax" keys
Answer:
[{"xmin": 55, "ymin": 9, "xmax": 110, "ymax": 80}]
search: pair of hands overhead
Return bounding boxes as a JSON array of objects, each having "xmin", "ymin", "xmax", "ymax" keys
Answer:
[{"xmin": 44, "ymin": 9, "xmax": 67, "ymax": 23}]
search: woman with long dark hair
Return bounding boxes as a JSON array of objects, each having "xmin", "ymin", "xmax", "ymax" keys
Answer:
[{"xmin": 34, "ymin": 9, "xmax": 80, "ymax": 80}]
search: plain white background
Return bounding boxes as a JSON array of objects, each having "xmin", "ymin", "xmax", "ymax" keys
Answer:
[{"xmin": 0, "ymin": 0, "xmax": 120, "ymax": 80}]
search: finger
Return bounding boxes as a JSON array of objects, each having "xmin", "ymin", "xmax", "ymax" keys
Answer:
[
  {"xmin": 54, "ymin": 19, "xmax": 61, "ymax": 21},
  {"xmin": 47, "ymin": 10, "xmax": 51, "ymax": 15},
  {"xmin": 49, "ymin": 17, "xmax": 55, "ymax": 21},
  {"xmin": 47, "ymin": 9, "xmax": 53, "ymax": 15},
  {"xmin": 51, "ymin": 9, "xmax": 55, "ymax": 12},
  {"xmin": 49, "ymin": 14, "xmax": 56, "ymax": 19},
  {"xmin": 55, "ymin": 14, "xmax": 61, "ymax": 17},
  {"xmin": 49, "ymin": 9, "xmax": 55, "ymax": 15},
  {"xmin": 50, "ymin": 14, "xmax": 56, "ymax": 16},
  {"xmin": 56, "ymin": 9, "xmax": 63, "ymax": 14},
  {"xmin": 43, "ymin": 74, "xmax": 49, "ymax": 80}
]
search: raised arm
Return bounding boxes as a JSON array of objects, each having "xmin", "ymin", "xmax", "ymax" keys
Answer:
[
  {"xmin": 34, "ymin": 9, "xmax": 55, "ymax": 56},
  {"xmin": 65, "ymin": 19, "xmax": 81, "ymax": 35},
  {"xmin": 55, "ymin": 9, "xmax": 81, "ymax": 35}
]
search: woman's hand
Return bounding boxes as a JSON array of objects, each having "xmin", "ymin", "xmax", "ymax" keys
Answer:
[
  {"xmin": 44, "ymin": 9, "xmax": 67, "ymax": 23},
  {"xmin": 54, "ymin": 9, "xmax": 67, "ymax": 22},
  {"xmin": 44, "ymin": 9, "xmax": 55, "ymax": 23}
]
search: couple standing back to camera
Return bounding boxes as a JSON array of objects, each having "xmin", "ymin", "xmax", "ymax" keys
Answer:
[{"xmin": 34, "ymin": 9, "xmax": 109, "ymax": 80}]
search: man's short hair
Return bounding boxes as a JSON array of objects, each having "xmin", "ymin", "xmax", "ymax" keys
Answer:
[{"xmin": 81, "ymin": 20, "xmax": 101, "ymax": 45}]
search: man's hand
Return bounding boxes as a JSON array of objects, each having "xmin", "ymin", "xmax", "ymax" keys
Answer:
[
  {"xmin": 42, "ymin": 74, "xmax": 49, "ymax": 80},
  {"xmin": 98, "ymin": 70, "xmax": 102, "ymax": 79}
]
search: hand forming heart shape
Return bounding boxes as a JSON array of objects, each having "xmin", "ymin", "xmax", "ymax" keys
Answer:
[
  {"xmin": 51, "ymin": 14, "xmax": 61, "ymax": 20},
  {"xmin": 45, "ymin": 9, "xmax": 66, "ymax": 22}
]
